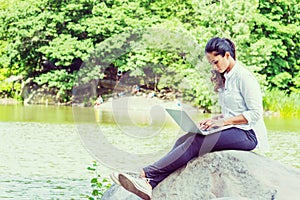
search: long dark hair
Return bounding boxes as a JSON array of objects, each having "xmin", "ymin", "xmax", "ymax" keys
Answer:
[{"xmin": 205, "ymin": 37, "xmax": 236, "ymax": 92}]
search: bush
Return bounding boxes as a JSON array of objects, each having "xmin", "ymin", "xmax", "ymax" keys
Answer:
[
  {"xmin": 85, "ymin": 161, "xmax": 112, "ymax": 200},
  {"xmin": 263, "ymin": 89, "xmax": 300, "ymax": 118}
]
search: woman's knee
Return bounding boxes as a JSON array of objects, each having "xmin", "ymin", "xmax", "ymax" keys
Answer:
[
  {"xmin": 174, "ymin": 132, "xmax": 196, "ymax": 147},
  {"xmin": 181, "ymin": 134, "xmax": 204, "ymax": 153}
]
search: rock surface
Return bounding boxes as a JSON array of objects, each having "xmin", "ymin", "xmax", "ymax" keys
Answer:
[
  {"xmin": 101, "ymin": 151, "xmax": 300, "ymax": 200},
  {"xmin": 22, "ymin": 84, "xmax": 61, "ymax": 105}
]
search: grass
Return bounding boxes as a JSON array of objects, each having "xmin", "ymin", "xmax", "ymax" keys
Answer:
[{"xmin": 263, "ymin": 90, "xmax": 300, "ymax": 118}]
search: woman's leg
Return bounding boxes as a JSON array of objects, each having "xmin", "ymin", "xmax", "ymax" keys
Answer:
[
  {"xmin": 212, "ymin": 128, "xmax": 257, "ymax": 151},
  {"xmin": 170, "ymin": 132, "xmax": 197, "ymax": 151},
  {"xmin": 143, "ymin": 132, "xmax": 206, "ymax": 188},
  {"xmin": 139, "ymin": 132, "xmax": 196, "ymax": 178},
  {"xmin": 143, "ymin": 128, "xmax": 257, "ymax": 188}
]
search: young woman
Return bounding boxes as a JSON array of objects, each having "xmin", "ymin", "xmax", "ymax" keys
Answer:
[{"xmin": 110, "ymin": 37, "xmax": 268, "ymax": 200}]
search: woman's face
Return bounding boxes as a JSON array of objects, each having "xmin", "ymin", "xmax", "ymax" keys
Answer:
[{"xmin": 206, "ymin": 51, "xmax": 231, "ymax": 73}]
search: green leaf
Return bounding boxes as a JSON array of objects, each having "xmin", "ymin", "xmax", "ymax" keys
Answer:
[{"xmin": 90, "ymin": 178, "xmax": 98, "ymax": 184}]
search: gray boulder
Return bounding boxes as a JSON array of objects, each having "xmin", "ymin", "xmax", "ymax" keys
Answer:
[
  {"xmin": 101, "ymin": 184, "xmax": 142, "ymax": 200},
  {"xmin": 101, "ymin": 151, "xmax": 300, "ymax": 200}
]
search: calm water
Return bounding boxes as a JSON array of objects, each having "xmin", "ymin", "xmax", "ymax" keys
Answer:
[{"xmin": 0, "ymin": 104, "xmax": 299, "ymax": 199}]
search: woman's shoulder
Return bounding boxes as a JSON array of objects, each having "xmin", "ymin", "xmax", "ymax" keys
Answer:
[
  {"xmin": 236, "ymin": 62, "xmax": 257, "ymax": 79},
  {"xmin": 235, "ymin": 62, "xmax": 260, "ymax": 88}
]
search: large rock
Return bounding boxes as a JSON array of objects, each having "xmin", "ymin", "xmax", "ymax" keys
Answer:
[
  {"xmin": 101, "ymin": 151, "xmax": 300, "ymax": 200},
  {"xmin": 22, "ymin": 84, "xmax": 60, "ymax": 105}
]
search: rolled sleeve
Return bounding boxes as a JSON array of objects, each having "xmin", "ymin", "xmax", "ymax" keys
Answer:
[{"xmin": 240, "ymin": 73, "xmax": 263, "ymax": 126}]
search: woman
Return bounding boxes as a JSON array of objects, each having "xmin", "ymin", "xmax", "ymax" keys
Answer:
[{"xmin": 110, "ymin": 37, "xmax": 268, "ymax": 200}]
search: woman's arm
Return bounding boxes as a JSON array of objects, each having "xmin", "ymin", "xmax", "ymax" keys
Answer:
[
  {"xmin": 223, "ymin": 114, "xmax": 248, "ymax": 126},
  {"xmin": 199, "ymin": 114, "xmax": 248, "ymax": 130}
]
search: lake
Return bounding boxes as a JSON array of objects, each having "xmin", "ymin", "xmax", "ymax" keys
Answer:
[{"xmin": 0, "ymin": 102, "xmax": 299, "ymax": 199}]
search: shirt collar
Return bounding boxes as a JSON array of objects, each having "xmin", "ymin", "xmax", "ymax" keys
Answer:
[{"xmin": 224, "ymin": 61, "xmax": 239, "ymax": 80}]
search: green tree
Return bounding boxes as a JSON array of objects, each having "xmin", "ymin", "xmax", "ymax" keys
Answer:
[
  {"xmin": 250, "ymin": 0, "xmax": 300, "ymax": 93},
  {"xmin": 0, "ymin": 0, "xmax": 299, "ymax": 110}
]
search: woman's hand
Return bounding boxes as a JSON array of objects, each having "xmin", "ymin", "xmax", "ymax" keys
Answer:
[
  {"xmin": 199, "ymin": 118, "xmax": 225, "ymax": 130},
  {"xmin": 199, "ymin": 114, "xmax": 248, "ymax": 130}
]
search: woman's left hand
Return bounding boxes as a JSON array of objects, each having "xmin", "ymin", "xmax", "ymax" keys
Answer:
[{"xmin": 199, "ymin": 118, "xmax": 225, "ymax": 130}]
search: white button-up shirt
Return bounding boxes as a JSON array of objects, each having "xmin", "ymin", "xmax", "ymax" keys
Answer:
[{"xmin": 219, "ymin": 62, "xmax": 269, "ymax": 151}]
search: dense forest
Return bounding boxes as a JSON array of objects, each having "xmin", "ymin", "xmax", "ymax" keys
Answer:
[{"xmin": 0, "ymin": 0, "xmax": 299, "ymax": 112}]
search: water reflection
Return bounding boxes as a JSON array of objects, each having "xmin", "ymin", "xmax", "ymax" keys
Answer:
[{"xmin": 0, "ymin": 105, "xmax": 75, "ymax": 123}]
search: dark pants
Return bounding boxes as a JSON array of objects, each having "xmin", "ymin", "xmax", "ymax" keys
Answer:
[{"xmin": 143, "ymin": 128, "xmax": 257, "ymax": 188}]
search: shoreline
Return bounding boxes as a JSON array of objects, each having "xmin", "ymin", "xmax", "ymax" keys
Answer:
[
  {"xmin": 0, "ymin": 96, "xmax": 281, "ymax": 117},
  {"xmin": 0, "ymin": 98, "xmax": 21, "ymax": 105}
]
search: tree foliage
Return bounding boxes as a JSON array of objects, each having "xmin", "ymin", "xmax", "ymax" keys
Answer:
[
  {"xmin": 250, "ymin": 0, "xmax": 300, "ymax": 92},
  {"xmin": 0, "ymin": 0, "xmax": 299, "ymax": 109}
]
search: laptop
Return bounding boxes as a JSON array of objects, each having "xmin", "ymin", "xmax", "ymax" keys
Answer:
[{"xmin": 165, "ymin": 108, "xmax": 234, "ymax": 135}]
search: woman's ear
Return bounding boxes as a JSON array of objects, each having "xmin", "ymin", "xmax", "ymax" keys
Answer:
[{"xmin": 225, "ymin": 52, "xmax": 231, "ymax": 59}]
